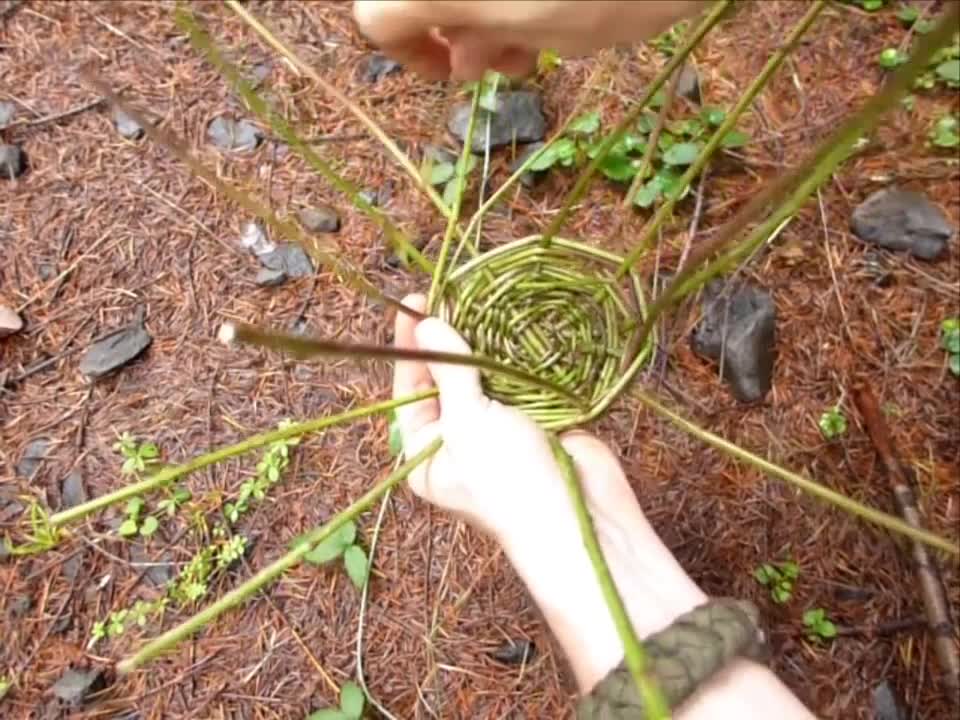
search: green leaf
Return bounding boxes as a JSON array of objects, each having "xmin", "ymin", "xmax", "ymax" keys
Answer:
[
  {"xmin": 861, "ymin": 0, "xmax": 884, "ymax": 10},
  {"xmin": 772, "ymin": 586, "xmax": 791, "ymax": 604},
  {"xmin": 949, "ymin": 353, "xmax": 959, "ymax": 377},
  {"xmin": 657, "ymin": 132, "xmax": 676, "ymax": 153},
  {"xmin": 721, "ymin": 130, "xmax": 750, "ymax": 148},
  {"xmin": 818, "ymin": 407, "xmax": 848, "ymax": 440},
  {"xmin": 140, "ymin": 516, "xmax": 159, "ymax": 537},
  {"xmin": 344, "ymin": 545, "xmax": 369, "ymax": 589},
  {"xmin": 913, "ymin": 18, "xmax": 934, "ymax": 34},
  {"xmin": 663, "ymin": 141, "xmax": 700, "ymax": 166},
  {"xmin": 879, "ymin": 48, "xmax": 908, "ymax": 69},
  {"xmin": 635, "ymin": 111, "xmax": 659, "ymax": 134},
  {"xmin": 442, "ymin": 178, "xmax": 460, "ymax": 208},
  {"xmin": 174, "ymin": 488, "xmax": 192, "ymax": 503},
  {"xmin": 568, "ymin": 111, "xmax": 601, "ymax": 135},
  {"xmin": 818, "ymin": 619, "xmax": 837, "ymax": 638},
  {"xmin": 754, "ymin": 565, "xmax": 773, "ymax": 585},
  {"xmin": 307, "ymin": 710, "xmax": 348, "ymax": 720},
  {"xmin": 388, "ymin": 411, "xmax": 403, "ymax": 457},
  {"xmin": 122, "ymin": 457, "xmax": 138, "ymax": 475},
  {"xmin": 537, "ymin": 48, "xmax": 562, "ymax": 75},
  {"xmin": 649, "ymin": 89, "xmax": 667, "ymax": 109},
  {"xmin": 531, "ymin": 138, "xmax": 577, "ymax": 171},
  {"xmin": 267, "ymin": 464, "xmax": 280, "ymax": 483},
  {"xmin": 633, "ymin": 179, "xmax": 662, "ymax": 208},
  {"xmin": 304, "ymin": 521, "xmax": 357, "ymax": 565},
  {"xmin": 657, "ymin": 168, "xmax": 688, "ymax": 200},
  {"xmin": 598, "ymin": 153, "xmax": 637, "ymax": 182},
  {"xmin": 803, "ymin": 608, "xmax": 824, "ymax": 626},
  {"xmin": 139, "ymin": 443, "xmax": 159, "ymax": 459},
  {"xmin": 936, "ymin": 59, "xmax": 960, "ymax": 86},
  {"xmin": 781, "ymin": 561, "xmax": 800, "ymax": 580},
  {"xmin": 428, "ymin": 161, "xmax": 455, "ymax": 186},
  {"xmin": 896, "ymin": 5, "xmax": 919, "ymax": 24},
  {"xmin": 118, "ymin": 519, "xmax": 139, "ymax": 537},
  {"xmin": 701, "ymin": 107, "xmax": 726, "ymax": 126},
  {"xmin": 126, "ymin": 497, "xmax": 144, "ymax": 518},
  {"xmin": 339, "ymin": 681, "xmax": 365, "ymax": 718}
]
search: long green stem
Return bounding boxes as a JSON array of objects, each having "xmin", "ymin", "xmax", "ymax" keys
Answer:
[
  {"xmin": 617, "ymin": 0, "xmax": 827, "ymax": 275},
  {"xmin": 48, "ymin": 390, "xmax": 437, "ymax": 529},
  {"xmin": 176, "ymin": 6, "xmax": 432, "ymax": 274},
  {"xmin": 428, "ymin": 85, "xmax": 481, "ymax": 311},
  {"xmin": 635, "ymin": 390, "xmax": 959, "ymax": 556},
  {"xmin": 221, "ymin": 321, "xmax": 588, "ymax": 409},
  {"xmin": 548, "ymin": 436, "xmax": 670, "ymax": 719},
  {"xmin": 627, "ymin": 1, "xmax": 960, "ymax": 363},
  {"xmin": 117, "ymin": 438, "xmax": 442, "ymax": 673},
  {"xmin": 539, "ymin": 0, "xmax": 732, "ymax": 247}
]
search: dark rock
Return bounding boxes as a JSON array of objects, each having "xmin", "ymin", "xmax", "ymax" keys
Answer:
[
  {"xmin": 297, "ymin": 205, "xmax": 340, "ymax": 233},
  {"xmin": 0, "ymin": 100, "xmax": 15, "ymax": 128},
  {"xmin": 51, "ymin": 668, "xmax": 106, "ymax": 706},
  {"xmin": 359, "ymin": 181, "xmax": 394, "ymax": 208},
  {"xmin": 37, "ymin": 261, "xmax": 56, "ymax": 280},
  {"xmin": 873, "ymin": 681, "xmax": 907, "ymax": 720},
  {"xmin": 490, "ymin": 639, "xmax": 536, "ymax": 665},
  {"xmin": 851, "ymin": 188, "xmax": 953, "ymax": 261},
  {"xmin": 9, "ymin": 593, "xmax": 33, "ymax": 618},
  {"xmin": 207, "ymin": 116, "xmax": 264, "ymax": 152},
  {"xmin": 61, "ymin": 470, "xmax": 87, "ymax": 509},
  {"xmin": 129, "ymin": 543, "xmax": 173, "ymax": 586},
  {"xmin": 255, "ymin": 268, "xmax": 288, "ymax": 287},
  {"xmin": 0, "ymin": 144, "xmax": 26, "ymax": 179},
  {"xmin": 113, "ymin": 109, "xmax": 144, "ymax": 140},
  {"xmin": 61, "ymin": 553, "xmax": 83, "ymax": 583},
  {"xmin": 79, "ymin": 312, "xmax": 153, "ymax": 379},
  {"xmin": 17, "ymin": 438, "xmax": 49, "ymax": 478},
  {"xmin": 361, "ymin": 53, "xmax": 402, "ymax": 83},
  {"xmin": 260, "ymin": 244, "xmax": 314, "ymax": 278},
  {"xmin": 0, "ymin": 305, "xmax": 23, "ymax": 337},
  {"xmin": 691, "ymin": 281, "xmax": 777, "ymax": 403},
  {"xmin": 448, "ymin": 91, "xmax": 547, "ymax": 154},
  {"xmin": 676, "ymin": 63, "xmax": 701, "ymax": 105},
  {"xmin": 510, "ymin": 142, "xmax": 547, "ymax": 188}
]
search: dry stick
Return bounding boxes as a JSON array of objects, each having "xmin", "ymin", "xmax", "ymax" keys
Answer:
[
  {"xmin": 46, "ymin": 390, "xmax": 437, "ymax": 529},
  {"xmin": 78, "ymin": 72, "xmax": 425, "ymax": 324},
  {"xmin": 174, "ymin": 7, "xmax": 432, "ymax": 275},
  {"xmin": 617, "ymin": 0, "xmax": 827, "ymax": 276},
  {"xmin": 635, "ymin": 389, "xmax": 958, "ymax": 555},
  {"xmin": 852, "ymin": 385, "xmax": 960, "ymax": 695},
  {"xmin": 627, "ymin": 1, "xmax": 960, "ymax": 361},
  {"xmin": 540, "ymin": 0, "xmax": 733, "ymax": 247},
  {"xmin": 116, "ymin": 438, "xmax": 443, "ymax": 673},
  {"xmin": 548, "ymin": 436, "xmax": 670, "ymax": 719}
]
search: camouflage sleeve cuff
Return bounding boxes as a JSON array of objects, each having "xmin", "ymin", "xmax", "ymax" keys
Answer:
[{"xmin": 576, "ymin": 598, "xmax": 769, "ymax": 720}]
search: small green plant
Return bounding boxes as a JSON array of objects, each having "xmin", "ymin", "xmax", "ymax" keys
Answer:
[
  {"xmin": 754, "ymin": 560, "xmax": 799, "ymax": 604},
  {"xmin": 302, "ymin": 519, "xmax": 369, "ymax": 589},
  {"xmin": 845, "ymin": 0, "xmax": 888, "ymax": 10},
  {"xmin": 649, "ymin": 20, "xmax": 690, "ymax": 56},
  {"xmin": 224, "ymin": 421, "xmax": 299, "ymax": 524},
  {"xmin": 157, "ymin": 486, "xmax": 193, "ymax": 516},
  {"xmin": 818, "ymin": 406, "xmax": 848, "ymax": 440},
  {"xmin": 536, "ymin": 48, "xmax": 562, "ymax": 75},
  {"xmin": 307, "ymin": 681, "xmax": 365, "ymax": 720},
  {"xmin": 3, "ymin": 501, "xmax": 61, "ymax": 556},
  {"xmin": 941, "ymin": 317, "xmax": 960, "ymax": 376},
  {"xmin": 118, "ymin": 497, "xmax": 158, "ymax": 538},
  {"xmin": 114, "ymin": 432, "xmax": 161, "ymax": 475},
  {"xmin": 387, "ymin": 410, "xmax": 403, "ymax": 457},
  {"xmin": 90, "ymin": 598, "xmax": 167, "ymax": 647},
  {"xmin": 802, "ymin": 607, "xmax": 838, "ymax": 642},
  {"xmin": 879, "ymin": 47, "xmax": 908, "ymax": 69},
  {"xmin": 930, "ymin": 114, "xmax": 960, "ymax": 148}
]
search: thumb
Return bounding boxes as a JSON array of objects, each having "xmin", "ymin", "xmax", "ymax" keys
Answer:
[{"xmin": 414, "ymin": 318, "xmax": 486, "ymax": 415}]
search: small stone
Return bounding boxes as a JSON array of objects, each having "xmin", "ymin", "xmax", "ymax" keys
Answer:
[
  {"xmin": 0, "ymin": 100, "xmax": 15, "ymax": 128},
  {"xmin": 873, "ymin": 681, "xmax": 907, "ymax": 720},
  {"xmin": 851, "ymin": 188, "xmax": 953, "ymax": 261},
  {"xmin": 113, "ymin": 108, "xmax": 144, "ymax": 140},
  {"xmin": 9, "ymin": 593, "xmax": 33, "ymax": 618},
  {"xmin": 61, "ymin": 553, "xmax": 83, "ymax": 583},
  {"xmin": 448, "ymin": 91, "xmax": 547, "ymax": 154},
  {"xmin": 239, "ymin": 220, "xmax": 275, "ymax": 256},
  {"xmin": 691, "ymin": 280, "xmax": 777, "ymax": 403},
  {"xmin": 61, "ymin": 470, "xmax": 87, "ymax": 509},
  {"xmin": 510, "ymin": 142, "xmax": 547, "ymax": 188},
  {"xmin": 0, "ymin": 305, "xmax": 24, "ymax": 337},
  {"xmin": 255, "ymin": 267, "xmax": 288, "ymax": 287},
  {"xmin": 51, "ymin": 668, "xmax": 106, "ymax": 706},
  {"xmin": 260, "ymin": 243, "xmax": 314, "ymax": 278},
  {"xmin": 0, "ymin": 144, "xmax": 26, "ymax": 179},
  {"xmin": 297, "ymin": 205, "xmax": 341, "ymax": 233},
  {"xmin": 37, "ymin": 262, "xmax": 56, "ymax": 280},
  {"xmin": 676, "ymin": 63, "xmax": 701, "ymax": 105},
  {"xmin": 251, "ymin": 62, "xmax": 272, "ymax": 86},
  {"xmin": 359, "ymin": 181, "xmax": 393, "ymax": 208},
  {"xmin": 490, "ymin": 639, "xmax": 536, "ymax": 665},
  {"xmin": 361, "ymin": 53, "xmax": 402, "ymax": 83},
  {"xmin": 79, "ymin": 312, "xmax": 153, "ymax": 379},
  {"xmin": 17, "ymin": 438, "xmax": 49, "ymax": 478},
  {"xmin": 207, "ymin": 116, "xmax": 264, "ymax": 152}
]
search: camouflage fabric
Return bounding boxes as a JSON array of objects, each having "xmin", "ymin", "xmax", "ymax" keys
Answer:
[{"xmin": 576, "ymin": 599, "xmax": 768, "ymax": 719}]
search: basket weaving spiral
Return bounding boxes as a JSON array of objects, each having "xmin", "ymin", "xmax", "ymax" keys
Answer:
[{"xmin": 439, "ymin": 235, "xmax": 655, "ymax": 430}]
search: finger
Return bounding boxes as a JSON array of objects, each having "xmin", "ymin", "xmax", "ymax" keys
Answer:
[
  {"xmin": 414, "ymin": 317, "xmax": 486, "ymax": 418},
  {"xmin": 354, "ymin": 2, "xmax": 451, "ymax": 80},
  {"xmin": 393, "ymin": 294, "xmax": 440, "ymax": 443},
  {"xmin": 559, "ymin": 432, "xmax": 643, "ymax": 516}
]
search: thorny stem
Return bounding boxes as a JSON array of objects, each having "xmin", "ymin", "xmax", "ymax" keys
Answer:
[
  {"xmin": 539, "ymin": 0, "xmax": 732, "ymax": 247},
  {"xmin": 626, "ymin": 0, "xmax": 960, "ymax": 368},
  {"xmin": 635, "ymin": 390, "xmax": 959, "ymax": 556},
  {"xmin": 548, "ymin": 436, "xmax": 671, "ymax": 719},
  {"xmin": 221, "ymin": 321, "xmax": 588, "ymax": 410},
  {"xmin": 47, "ymin": 391, "xmax": 437, "ymax": 529},
  {"xmin": 617, "ymin": 0, "xmax": 827, "ymax": 276},
  {"xmin": 117, "ymin": 438, "xmax": 443, "ymax": 673}
]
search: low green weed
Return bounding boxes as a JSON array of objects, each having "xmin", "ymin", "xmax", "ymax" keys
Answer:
[
  {"xmin": 754, "ymin": 560, "xmax": 799, "ymax": 604},
  {"xmin": 803, "ymin": 607, "xmax": 838, "ymax": 642},
  {"xmin": 818, "ymin": 405, "xmax": 848, "ymax": 440},
  {"xmin": 300, "ymin": 519, "xmax": 369, "ymax": 589},
  {"xmin": 307, "ymin": 681, "xmax": 365, "ymax": 720},
  {"xmin": 941, "ymin": 317, "xmax": 960, "ymax": 376}
]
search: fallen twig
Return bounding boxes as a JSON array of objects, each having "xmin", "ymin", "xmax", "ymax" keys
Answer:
[{"xmin": 852, "ymin": 384, "xmax": 960, "ymax": 697}]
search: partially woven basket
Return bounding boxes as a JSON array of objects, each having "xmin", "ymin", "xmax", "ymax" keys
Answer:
[{"xmin": 440, "ymin": 235, "xmax": 654, "ymax": 430}]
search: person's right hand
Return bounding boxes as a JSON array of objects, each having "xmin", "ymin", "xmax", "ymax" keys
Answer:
[{"xmin": 353, "ymin": 1, "xmax": 709, "ymax": 81}]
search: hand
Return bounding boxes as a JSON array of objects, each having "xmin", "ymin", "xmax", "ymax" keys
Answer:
[{"xmin": 353, "ymin": 1, "xmax": 710, "ymax": 81}]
